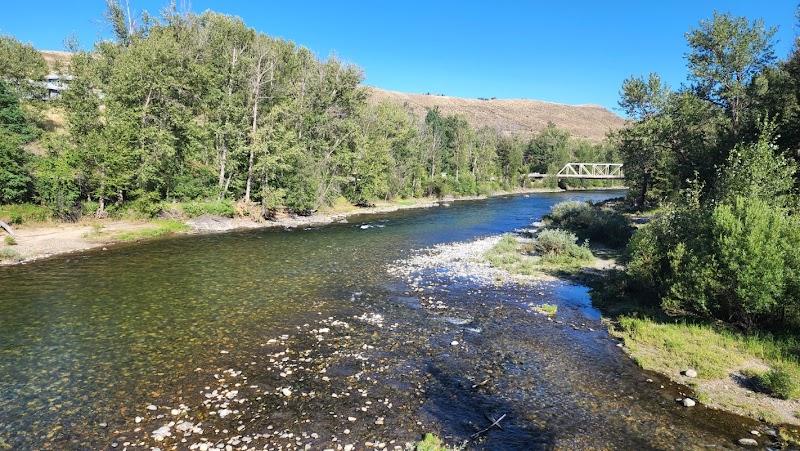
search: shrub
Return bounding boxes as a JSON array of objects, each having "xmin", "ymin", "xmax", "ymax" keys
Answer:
[
  {"xmin": 626, "ymin": 195, "xmax": 800, "ymax": 329},
  {"xmin": 756, "ymin": 366, "xmax": 800, "ymax": 400},
  {"xmin": 181, "ymin": 199, "xmax": 236, "ymax": 218},
  {"xmin": 533, "ymin": 229, "xmax": 593, "ymax": 258},
  {"xmin": 80, "ymin": 200, "xmax": 100, "ymax": 217},
  {"xmin": 0, "ymin": 247, "xmax": 19, "ymax": 262},
  {"xmin": 4, "ymin": 235, "xmax": 16, "ymax": 245},
  {"xmin": 547, "ymin": 201, "xmax": 631, "ymax": 247},
  {"xmin": 128, "ymin": 192, "xmax": 164, "ymax": 218}
]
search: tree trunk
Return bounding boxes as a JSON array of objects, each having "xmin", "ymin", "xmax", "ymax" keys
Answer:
[
  {"xmin": 637, "ymin": 172, "xmax": 650, "ymax": 210},
  {"xmin": 244, "ymin": 57, "xmax": 264, "ymax": 203}
]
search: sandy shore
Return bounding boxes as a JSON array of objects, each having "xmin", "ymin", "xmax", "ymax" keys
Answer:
[{"xmin": 0, "ymin": 187, "xmax": 623, "ymax": 266}]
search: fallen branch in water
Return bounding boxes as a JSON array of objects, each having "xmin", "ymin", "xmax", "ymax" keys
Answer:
[
  {"xmin": 471, "ymin": 378, "xmax": 489, "ymax": 389},
  {"xmin": 470, "ymin": 413, "xmax": 507, "ymax": 439}
]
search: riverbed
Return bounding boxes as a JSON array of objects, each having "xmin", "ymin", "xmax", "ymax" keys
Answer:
[{"xmin": 0, "ymin": 190, "xmax": 762, "ymax": 450}]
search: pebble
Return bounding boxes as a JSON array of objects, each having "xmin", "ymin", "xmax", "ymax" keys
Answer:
[
  {"xmin": 146, "ymin": 404, "xmax": 158, "ymax": 411},
  {"xmin": 684, "ymin": 369, "xmax": 698, "ymax": 378},
  {"xmin": 682, "ymin": 398, "xmax": 696, "ymax": 407},
  {"xmin": 750, "ymin": 430, "xmax": 760, "ymax": 436},
  {"xmin": 135, "ymin": 416, "xmax": 143, "ymax": 423},
  {"xmin": 450, "ymin": 341, "xmax": 459, "ymax": 346},
  {"xmin": 737, "ymin": 438, "xmax": 758, "ymax": 447}
]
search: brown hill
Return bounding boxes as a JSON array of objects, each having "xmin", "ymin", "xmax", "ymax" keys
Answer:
[
  {"xmin": 40, "ymin": 50, "xmax": 73, "ymax": 71},
  {"xmin": 367, "ymin": 87, "xmax": 626, "ymax": 142}
]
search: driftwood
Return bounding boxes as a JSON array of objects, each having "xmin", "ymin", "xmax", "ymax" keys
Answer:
[
  {"xmin": 0, "ymin": 221, "xmax": 16, "ymax": 238},
  {"xmin": 470, "ymin": 413, "xmax": 507, "ymax": 439}
]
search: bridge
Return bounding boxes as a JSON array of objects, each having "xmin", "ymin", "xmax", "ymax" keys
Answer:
[{"xmin": 528, "ymin": 163, "xmax": 624, "ymax": 180}]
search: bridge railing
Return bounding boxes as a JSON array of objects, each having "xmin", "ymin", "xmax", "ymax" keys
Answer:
[{"xmin": 528, "ymin": 163, "xmax": 624, "ymax": 179}]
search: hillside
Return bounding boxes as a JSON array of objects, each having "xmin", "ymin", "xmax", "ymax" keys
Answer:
[{"xmin": 367, "ymin": 87, "xmax": 626, "ymax": 142}]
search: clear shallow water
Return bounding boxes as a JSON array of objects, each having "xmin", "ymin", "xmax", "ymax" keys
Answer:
[{"xmin": 0, "ymin": 190, "xmax": 760, "ymax": 449}]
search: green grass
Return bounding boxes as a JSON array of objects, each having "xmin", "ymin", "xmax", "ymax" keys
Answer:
[
  {"xmin": 416, "ymin": 433, "xmax": 453, "ymax": 451},
  {"xmin": 112, "ymin": 220, "xmax": 189, "ymax": 242},
  {"xmin": 755, "ymin": 366, "xmax": 800, "ymax": 400},
  {"xmin": 4, "ymin": 235, "xmax": 16, "ymax": 245},
  {"xmin": 612, "ymin": 316, "xmax": 800, "ymax": 389},
  {"xmin": 179, "ymin": 199, "xmax": 236, "ymax": 218},
  {"xmin": 533, "ymin": 303, "xmax": 558, "ymax": 316},
  {"xmin": 0, "ymin": 203, "xmax": 52, "ymax": 224}
]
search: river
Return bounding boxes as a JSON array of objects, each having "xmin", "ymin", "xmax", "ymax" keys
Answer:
[{"xmin": 0, "ymin": 190, "xmax": 759, "ymax": 450}]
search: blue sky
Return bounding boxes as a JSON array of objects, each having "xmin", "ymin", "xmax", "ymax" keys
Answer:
[{"xmin": 1, "ymin": 1, "xmax": 797, "ymax": 112}]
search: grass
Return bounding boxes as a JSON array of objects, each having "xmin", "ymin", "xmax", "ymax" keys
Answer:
[
  {"xmin": 415, "ymin": 433, "xmax": 454, "ymax": 451},
  {"xmin": 85, "ymin": 219, "xmax": 189, "ymax": 243},
  {"xmin": 0, "ymin": 247, "xmax": 20, "ymax": 262},
  {"xmin": 611, "ymin": 316, "xmax": 800, "ymax": 394},
  {"xmin": 533, "ymin": 303, "xmax": 558, "ymax": 316},
  {"xmin": 112, "ymin": 220, "xmax": 189, "ymax": 242},
  {"xmin": 484, "ymin": 233, "xmax": 595, "ymax": 277},
  {"xmin": 0, "ymin": 203, "xmax": 52, "ymax": 224},
  {"xmin": 755, "ymin": 366, "xmax": 800, "ymax": 400},
  {"xmin": 4, "ymin": 235, "xmax": 16, "ymax": 245}
]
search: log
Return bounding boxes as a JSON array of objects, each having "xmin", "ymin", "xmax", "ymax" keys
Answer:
[{"xmin": 0, "ymin": 221, "xmax": 16, "ymax": 238}]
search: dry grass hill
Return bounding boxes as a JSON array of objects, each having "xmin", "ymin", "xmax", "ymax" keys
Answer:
[
  {"xmin": 367, "ymin": 87, "xmax": 626, "ymax": 142},
  {"xmin": 36, "ymin": 51, "xmax": 625, "ymax": 141}
]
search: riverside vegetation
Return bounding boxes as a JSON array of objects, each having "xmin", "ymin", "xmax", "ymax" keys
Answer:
[
  {"xmin": 0, "ymin": 1, "xmax": 618, "ymax": 252},
  {"xmin": 537, "ymin": 8, "xmax": 800, "ymax": 430}
]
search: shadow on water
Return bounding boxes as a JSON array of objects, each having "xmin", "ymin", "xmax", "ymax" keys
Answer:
[{"xmin": 422, "ymin": 362, "xmax": 552, "ymax": 450}]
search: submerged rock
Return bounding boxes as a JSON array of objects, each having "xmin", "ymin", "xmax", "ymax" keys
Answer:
[{"xmin": 737, "ymin": 438, "xmax": 758, "ymax": 447}]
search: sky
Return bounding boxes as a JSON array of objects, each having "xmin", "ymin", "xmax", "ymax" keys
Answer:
[{"xmin": 1, "ymin": 1, "xmax": 797, "ymax": 113}]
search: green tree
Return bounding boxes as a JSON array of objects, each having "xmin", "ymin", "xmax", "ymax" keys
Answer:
[{"xmin": 686, "ymin": 12, "xmax": 776, "ymax": 134}]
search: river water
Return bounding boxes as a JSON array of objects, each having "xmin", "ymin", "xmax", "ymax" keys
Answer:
[{"xmin": 0, "ymin": 190, "xmax": 761, "ymax": 450}]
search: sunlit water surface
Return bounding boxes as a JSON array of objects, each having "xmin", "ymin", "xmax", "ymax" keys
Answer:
[{"xmin": 0, "ymin": 191, "xmax": 759, "ymax": 449}]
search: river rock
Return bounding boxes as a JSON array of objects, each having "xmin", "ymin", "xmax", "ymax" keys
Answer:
[
  {"xmin": 684, "ymin": 369, "xmax": 698, "ymax": 378},
  {"xmin": 737, "ymin": 438, "xmax": 758, "ymax": 447},
  {"xmin": 682, "ymin": 398, "xmax": 696, "ymax": 407},
  {"xmin": 186, "ymin": 214, "xmax": 236, "ymax": 232}
]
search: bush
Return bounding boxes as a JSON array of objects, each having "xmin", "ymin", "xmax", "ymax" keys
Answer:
[
  {"xmin": 181, "ymin": 199, "xmax": 236, "ymax": 218},
  {"xmin": 626, "ymin": 195, "xmax": 800, "ymax": 329},
  {"xmin": 547, "ymin": 201, "xmax": 631, "ymax": 247},
  {"xmin": 0, "ymin": 247, "xmax": 19, "ymax": 261},
  {"xmin": 533, "ymin": 228, "xmax": 593, "ymax": 261},
  {"xmin": 80, "ymin": 200, "xmax": 100, "ymax": 217},
  {"xmin": 4, "ymin": 235, "xmax": 16, "ymax": 245},
  {"xmin": 756, "ymin": 366, "xmax": 800, "ymax": 400}
]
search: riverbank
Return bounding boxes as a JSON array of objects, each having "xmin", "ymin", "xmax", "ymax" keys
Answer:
[
  {"xmin": 0, "ymin": 187, "xmax": 623, "ymax": 266},
  {"xmin": 534, "ymin": 200, "xmax": 800, "ymax": 434}
]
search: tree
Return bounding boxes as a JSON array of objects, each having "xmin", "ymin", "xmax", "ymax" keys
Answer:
[
  {"xmin": 686, "ymin": 12, "xmax": 776, "ymax": 134},
  {"xmin": 0, "ymin": 35, "xmax": 47, "ymax": 98}
]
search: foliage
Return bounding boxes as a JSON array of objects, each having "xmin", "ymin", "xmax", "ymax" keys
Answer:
[
  {"xmin": 0, "ymin": 247, "xmax": 20, "ymax": 262},
  {"xmin": 89, "ymin": 219, "xmax": 189, "ymax": 242},
  {"xmin": 546, "ymin": 200, "xmax": 632, "ymax": 247},
  {"xmin": 4, "ymin": 235, "xmax": 16, "ymax": 246},
  {"xmin": 416, "ymin": 433, "xmax": 450, "ymax": 451},
  {"xmin": 181, "ymin": 199, "xmax": 236, "ymax": 218},
  {"xmin": 533, "ymin": 303, "xmax": 558, "ymax": 316},
  {"xmin": 0, "ymin": 203, "xmax": 52, "ymax": 224},
  {"xmin": 755, "ymin": 366, "xmax": 800, "ymax": 400},
  {"xmin": 0, "ymin": 35, "xmax": 47, "ymax": 98},
  {"xmin": 532, "ymin": 228, "xmax": 594, "ymax": 263}
]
